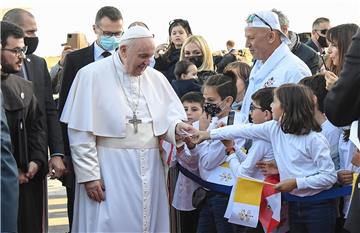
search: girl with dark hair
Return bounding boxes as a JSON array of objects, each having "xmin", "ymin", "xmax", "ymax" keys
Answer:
[
  {"xmin": 324, "ymin": 23, "xmax": 359, "ymax": 89},
  {"xmin": 154, "ymin": 19, "xmax": 192, "ymax": 83},
  {"xmin": 194, "ymin": 83, "xmax": 337, "ymax": 233}
]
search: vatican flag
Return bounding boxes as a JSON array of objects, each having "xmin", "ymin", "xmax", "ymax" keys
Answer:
[
  {"xmin": 206, "ymin": 162, "xmax": 235, "ymax": 186},
  {"xmin": 227, "ymin": 177, "xmax": 263, "ymax": 227}
]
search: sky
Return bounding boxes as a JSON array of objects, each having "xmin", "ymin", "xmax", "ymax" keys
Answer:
[{"xmin": 1, "ymin": 0, "xmax": 360, "ymax": 57}]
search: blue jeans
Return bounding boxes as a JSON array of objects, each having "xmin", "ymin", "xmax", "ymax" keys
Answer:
[
  {"xmin": 197, "ymin": 193, "xmax": 236, "ymax": 233},
  {"xmin": 289, "ymin": 200, "xmax": 336, "ymax": 233}
]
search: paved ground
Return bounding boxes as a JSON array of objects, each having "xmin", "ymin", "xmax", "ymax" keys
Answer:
[{"xmin": 47, "ymin": 178, "xmax": 69, "ymax": 233}]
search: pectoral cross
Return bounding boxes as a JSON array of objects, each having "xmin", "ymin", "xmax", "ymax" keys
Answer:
[{"xmin": 129, "ymin": 112, "xmax": 142, "ymax": 133}]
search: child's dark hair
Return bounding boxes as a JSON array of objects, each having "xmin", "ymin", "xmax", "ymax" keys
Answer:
[
  {"xmin": 181, "ymin": 91, "xmax": 204, "ymax": 106},
  {"xmin": 299, "ymin": 74, "xmax": 327, "ymax": 113},
  {"xmin": 223, "ymin": 61, "xmax": 251, "ymax": 88},
  {"xmin": 163, "ymin": 19, "xmax": 192, "ymax": 62},
  {"xmin": 174, "ymin": 60, "xmax": 195, "ymax": 80},
  {"xmin": 251, "ymin": 87, "xmax": 275, "ymax": 112},
  {"xmin": 276, "ymin": 84, "xmax": 321, "ymax": 135},
  {"xmin": 202, "ymin": 73, "xmax": 237, "ymax": 103}
]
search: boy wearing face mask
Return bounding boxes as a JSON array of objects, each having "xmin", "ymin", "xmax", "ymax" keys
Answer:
[{"xmin": 306, "ymin": 17, "xmax": 331, "ymax": 54}]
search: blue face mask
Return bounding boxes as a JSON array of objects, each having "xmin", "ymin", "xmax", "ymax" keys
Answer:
[{"xmin": 99, "ymin": 35, "xmax": 121, "ymax": 51}]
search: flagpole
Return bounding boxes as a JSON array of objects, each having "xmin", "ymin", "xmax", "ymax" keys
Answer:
[{"xmin": 239, "ymin": 174, "xmax": 276, "ymax": 186}]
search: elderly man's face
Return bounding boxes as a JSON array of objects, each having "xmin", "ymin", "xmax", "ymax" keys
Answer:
[
  {"xmin": 245, "ymin": 27, "xmax": 272, "ymax": 61},
  {"xmin": 121, "ymin": 38, "xmax": 155, "ymax": 76}
]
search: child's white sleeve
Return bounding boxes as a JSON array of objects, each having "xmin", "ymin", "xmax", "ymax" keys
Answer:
[
  {"xmin": 296, "ymin": 134, "xmax": 337, "ymax": 190},
  {"xmin": 210, "ymin": 121, "xmax": 272, "ymax": 142}
]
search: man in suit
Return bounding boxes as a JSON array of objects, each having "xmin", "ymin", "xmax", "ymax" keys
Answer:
[
  {"xmin": 3, "ymin": 9, "xmax": 66, "ymax": 178},
  {"xmin": 58, "ymin": 6, "xmax": 123, "ymax": 230},
  {"xmin": 3, "ymin": 9, "xmax": 66, "ymax": 232},
  {"xmin": 306, "ymin": 17, "xmax": 331, "ymax": 54}
]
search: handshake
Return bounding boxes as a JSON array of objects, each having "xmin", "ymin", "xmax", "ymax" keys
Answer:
[{"xmin": 175, "ymin": 122, "xmax": 211, "ymax": 144}]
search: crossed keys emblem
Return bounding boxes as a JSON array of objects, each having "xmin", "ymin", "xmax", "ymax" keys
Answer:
[
  {"xmin": 238, "ymin": 209, "xmax": 254, "ymax": 222},
  {"xmin": 219, "ymin": 172, "xmax": 232, "ymax": 183}
]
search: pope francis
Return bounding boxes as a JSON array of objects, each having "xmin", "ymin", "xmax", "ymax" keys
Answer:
[{"xmin": 61, "ymin": 25, "xmax": 193, "ymax": 232}]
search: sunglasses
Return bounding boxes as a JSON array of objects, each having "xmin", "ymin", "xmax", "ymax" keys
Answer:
[
  {"xmin": 246, "ymin": 14, "xmax": 273, "ymax": 31},
  {"xmin": 316, "ymin": 29, "xmax": 328, "ymax": 35}
]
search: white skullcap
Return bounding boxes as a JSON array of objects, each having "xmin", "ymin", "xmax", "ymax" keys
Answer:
[
  {"xmin": 246, "ymin": 10, "xmax": 291, "ymax": 44},
  {"xmin": 120, "ymin": 25, "xmax": 154, "ymax": 42}
]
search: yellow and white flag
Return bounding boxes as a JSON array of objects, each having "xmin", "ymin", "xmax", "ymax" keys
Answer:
[
  {"xmin": 206, "ymin": 162, "xmax": 235, "ymax": 186},
  {"xmin": 226, "ymin": 177, "xmax": 263, "ymax": 227}
]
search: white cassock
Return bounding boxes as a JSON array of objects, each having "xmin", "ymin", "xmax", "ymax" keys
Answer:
[{"xmin": 61, "ymin": 52, "xmax": 187, "ymax": 233}]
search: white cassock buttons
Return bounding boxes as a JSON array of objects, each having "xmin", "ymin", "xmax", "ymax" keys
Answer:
[{"xmin": 20, "ymin": 92, "xmax": 25, "ymax": 99}]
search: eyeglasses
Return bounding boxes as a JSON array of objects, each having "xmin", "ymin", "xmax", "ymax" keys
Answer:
[
  {"xmin": 250, "ymin": 103, "xmax": 263, "ymax": 112},
  {"xmin": 316, "ymin": 29, "xmax": 328, "ymax": 35},
  {"xmin": 96, "ymin": 25, "xmax": 124, "ymax": 38},
  {"xmin": 1, "ymin": 46, "xmax": 28, "ymax": 56},
  {"xmin": 246, "ymin": 14, "xmax": 273, "ymax": 31}
]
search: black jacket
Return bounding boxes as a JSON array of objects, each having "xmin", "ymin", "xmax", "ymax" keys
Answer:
[
  {"xmin": 171, "ymin": 79, "xmax": 202, "ymax": 98},
  {"xmin": 154, "ymin": 49, "xmax": 180, "ymax": 83},
  {"xmin": 290, "ymin": 32, "xmax": 320, "ymax": 75},
  {"xmin": 1, "ymin": 73, "xmax": 48, "ymax": 233},
  {"xmin": 58, "ymin": 43, "xmax": 95, "ymax": 187},
  {"xmin": 18, "ymin": 54, "xmax": 64, "ymax": 156}
]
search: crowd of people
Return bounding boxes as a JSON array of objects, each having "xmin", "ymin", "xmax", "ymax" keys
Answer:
[{"xmin": 1, "ymin": 5, "xmax": 359, "ymax": 233}]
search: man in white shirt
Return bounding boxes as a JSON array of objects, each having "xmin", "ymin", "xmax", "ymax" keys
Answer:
[
  {"xmin": 240, "ymin": 10, "xmax": 311, "ymax": 121},
  {"xmin": 61, "ymin": 25, "xmax": 193, "ymax": 232}
]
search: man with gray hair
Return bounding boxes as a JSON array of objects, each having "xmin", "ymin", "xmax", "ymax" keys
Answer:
[
  {"xmin": 239, "ymin": 10, "xmax": 311, "ymax": 121},
  {"xmin": 272, "ymin": 8, "xmax": 320, "ymax": 74},
  {"xmin": 306, "ymin": 17, "xmax": 331, "ymax": 53},
  {"xmin": 61, "ymin": 25, "xmax": 193, "ymax": 232}
]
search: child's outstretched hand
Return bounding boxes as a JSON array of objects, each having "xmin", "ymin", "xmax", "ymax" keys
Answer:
[
  {"xmin": 191, "ymin": 130, "xmax": 210, "ymax": 144},
  {"xmin": 274, "ymin": 179, "xmax": 297, "ymax": 192},
  {"xmin": 256, "ymin": 160, "xmax": 279, "ymax": 176},
  {"xmin": 199, "ymin": 112, "xmax": 211, "ymax": 131}
]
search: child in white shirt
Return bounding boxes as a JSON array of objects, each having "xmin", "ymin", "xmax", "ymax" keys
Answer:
[{"xmin": 194, "ymin": 83, "xmax": 337, "ymax": 233}]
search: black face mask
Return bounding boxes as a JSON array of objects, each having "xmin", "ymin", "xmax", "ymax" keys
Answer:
[
  {"xmin": 187, "ymin": 56, "xmax": 203, "ymax": 68},
  {"xmin": 24, "ymin": 37, "xmax": 39, "ymax": 54},
  {"xmin": 317, "ymin": 35, "xmax": 328, "ymax": 48},
  {"xmin": 203, "ymin": 102, "xmax": 222, "ymax": 117}
]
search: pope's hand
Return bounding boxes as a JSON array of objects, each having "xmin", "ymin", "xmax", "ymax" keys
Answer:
[
  {"xmin": 85, "ymin": 180, "xmax": 105, "ymax": 202},
  {"xmin": 175, "ymin": 122, "xmax": 197, "ymax": 139},
  {"xmin": 191, "ymin": 130, "xmax": 211, "ymax": 144}
]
